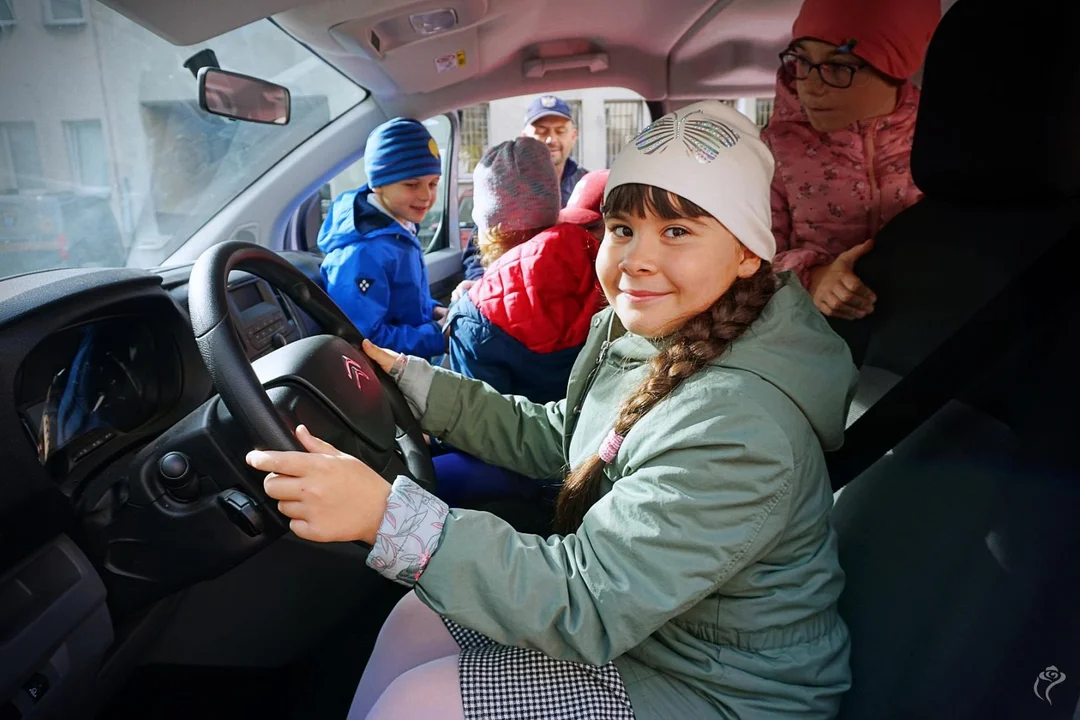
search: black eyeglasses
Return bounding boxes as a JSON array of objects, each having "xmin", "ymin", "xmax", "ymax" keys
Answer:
[{"xmin": 779, "ymin": 51, "xmax": 867, "ymax": 89}]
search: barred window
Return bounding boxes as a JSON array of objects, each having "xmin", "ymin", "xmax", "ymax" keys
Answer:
[
  {"xmin": 755, "ymin": 98, "xmax": 774, "ymax": 128},
  {"xmin": 458, "ymin": 103, "xmax": 489, "ymax": 176},
  {"xmin": 604, "ymin": 100, "xmax": 649, "ymax": 167},
  {"xmin": 566, "ymin": 99, "xmax": 584, "ymax": 162}
]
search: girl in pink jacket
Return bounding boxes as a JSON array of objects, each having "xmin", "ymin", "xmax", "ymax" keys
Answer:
[{"xmin": 762, "ymin": 0, "xmax": 939, "ymax": 319}]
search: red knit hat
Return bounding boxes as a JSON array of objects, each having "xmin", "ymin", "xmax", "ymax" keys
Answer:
[
  {"xmin": 791, "ymin": 0, "xmax": 941, "ymax": 80},
  {"xmin": 559, "ymin": 169, "xmax": 609, "ymax": 226}
]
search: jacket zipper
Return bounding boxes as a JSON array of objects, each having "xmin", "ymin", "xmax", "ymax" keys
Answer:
[
  {"xmin": 865, "ymin": 125, "xmax": 882, "ymax": 236},
  {"xmin": 569, "ymin": 339, "xmax": 611, "ymax": 436}
]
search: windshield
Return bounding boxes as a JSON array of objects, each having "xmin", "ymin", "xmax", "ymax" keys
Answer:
[{"xmin": 0, "ymin": 1, "xmax": 367, "ymax": 279}]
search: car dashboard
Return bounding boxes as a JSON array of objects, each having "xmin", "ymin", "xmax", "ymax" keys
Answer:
[
  {"xmin": 1, "ymin": 255, "xmax": 317, "ymax": 521},
  {"xmin": 0, "ymin": 252, "xmax": 325, "ymax": 718}
]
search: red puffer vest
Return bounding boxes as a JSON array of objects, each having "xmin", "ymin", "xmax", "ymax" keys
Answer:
[{"xmin": 468, "ymin": 223, "xmax": 603, "ymax": 353}]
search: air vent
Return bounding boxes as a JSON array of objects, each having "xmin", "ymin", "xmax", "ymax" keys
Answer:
[
  {"xmin": 271, "ymin": 288, "xmax": 294, "ymax": 323},
  {"xmin": 370, "ymin": 30, "xmax": 381, "ymax": 52},
  {"xmin": 271, "ymin": 287, "xmax": 305, "ymax": 340}
]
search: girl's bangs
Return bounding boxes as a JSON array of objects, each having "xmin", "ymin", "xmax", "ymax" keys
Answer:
[{"xmin": 602, "ymin": 183, "xmax": 711, "ymax": 221}]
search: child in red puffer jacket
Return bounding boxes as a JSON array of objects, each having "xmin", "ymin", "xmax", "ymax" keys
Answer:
[{"xmin": 445, "ymin": 137, "xmax": 604, "ymax": 404}]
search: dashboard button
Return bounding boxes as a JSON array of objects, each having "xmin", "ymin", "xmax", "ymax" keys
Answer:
[{"xmin": 159, "ymin": 451, "xmax": 200, "ymax": 501}]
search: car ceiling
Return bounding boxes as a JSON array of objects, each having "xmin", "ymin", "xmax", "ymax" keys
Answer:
[{"xmin": 100, "ymin": 0, "xmax": 802, "ymax": 119}]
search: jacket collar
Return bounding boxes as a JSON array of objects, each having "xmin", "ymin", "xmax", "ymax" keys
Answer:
[
  {"xmin": 368, "ymin": 192, "xmax": 418, "ymax": 235},
  {"xmin": 352, "ymin": 186, "xmax": 421, "ymax": 247},
  {"xmin": 561, "ymin": 157, "xmax": 581, "ymax": 182}
]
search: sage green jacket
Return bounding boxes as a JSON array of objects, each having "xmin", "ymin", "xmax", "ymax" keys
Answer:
[{"xmin": 414, "ymin": 275, "xmax": 857, "ymax": 719}]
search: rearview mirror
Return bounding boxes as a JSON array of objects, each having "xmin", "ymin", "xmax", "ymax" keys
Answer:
[{"xmin": 198, "ymin": 68, "xmax": 291, "ymax": 125}]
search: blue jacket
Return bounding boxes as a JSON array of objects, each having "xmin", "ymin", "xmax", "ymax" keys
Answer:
[
  {"xmin": 462, "ymin": 228, "xmax": 484, "ymax": 281},
  {"xmin": 318, "ymin": 187, "xmax": 444, "ymax": 358},
  {"xmin": 446, "ymin": 293, "xmax": 583, "ymax": 404},
  {"xmin": 461, "ymin": 159, "xmax": 588, "ymax": 281},
  {"xmin": 559, "ymin": 157, "xmax": 589, "ymax": 207}
]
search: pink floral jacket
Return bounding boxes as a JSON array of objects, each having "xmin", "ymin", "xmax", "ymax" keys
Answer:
[{"xmin": 761, "ymin": 71, "xmax": 924, "ymax": 287}]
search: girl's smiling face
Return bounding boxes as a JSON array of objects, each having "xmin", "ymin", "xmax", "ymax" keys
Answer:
[{"xmin": 597, "ymin": 185, "xmax": 762, "ymax": 338}]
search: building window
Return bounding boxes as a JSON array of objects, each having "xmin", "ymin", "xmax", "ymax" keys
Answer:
[
  {"xmin": 64, "ymin": 120, "xmax": 109, "ymax": 191},
  {"xmin": 0, "ymin": 0, "xmax": 16, "ymax": 27},
  {"xmin": 566, "ymin": 99, "xmax": 583, "ymax": 163},
  {"xmin": 458, "ymin": 103, "xmax": 489, "ymax": 176},
  {"xmin": 604, "ymin": 100, "xmax": 648, "ymax": 167},
  {"xmin": 0, "ymin": 123, "xmax": 45, "ymax": 191},
  {"xmin": 755, "ymin": 98, "xmax": 774, "ymax": 128},
  {"xmin": 43, "ymin": 0, "xmax": 87, "ymax": 26}
]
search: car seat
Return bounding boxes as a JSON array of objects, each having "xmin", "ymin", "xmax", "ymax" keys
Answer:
[{"xmin": 832, "ymin": 0, "xmax": 1080, "ymax": 717}]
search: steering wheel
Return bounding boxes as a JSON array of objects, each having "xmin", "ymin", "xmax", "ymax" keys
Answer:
[{"xmin": 187, "ymin": 240, "xmax": 436, "ymax": 492}]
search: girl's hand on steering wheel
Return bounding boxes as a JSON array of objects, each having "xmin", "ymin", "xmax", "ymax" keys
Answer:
[
  {"xmin": 246, "ymin": 424, "xmax": 390, "ymax": 544},
  {"xmin": 361, "ymin": 339, "xmax": 400, "ymax": 375},
  {"xmin": 361, "ymin": 339, "xmax": 430, "ymax": 442}
]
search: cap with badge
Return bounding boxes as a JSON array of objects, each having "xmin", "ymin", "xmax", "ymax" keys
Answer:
[
  {"xmin": 604, "ymin": 101, "xmax": 776, "ymax": 261},
  {"xmin": 524, "ymin": 95, "xmax": 574, "ymax": 127}
]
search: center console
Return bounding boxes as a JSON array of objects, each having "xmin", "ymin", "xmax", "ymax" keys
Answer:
[{"xmin": 227, "ymin": 278, "xmax": 303, "ymax": 358}]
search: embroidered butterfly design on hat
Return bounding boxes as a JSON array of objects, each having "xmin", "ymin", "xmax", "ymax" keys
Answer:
[{"xmin": 634, "ymin": 110, "xmax": 740, "ymax": 163}]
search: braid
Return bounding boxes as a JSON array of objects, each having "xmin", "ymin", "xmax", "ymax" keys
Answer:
[{"xmin": 554, "ymin": 265, "xmax": 778, "ymax": 533}]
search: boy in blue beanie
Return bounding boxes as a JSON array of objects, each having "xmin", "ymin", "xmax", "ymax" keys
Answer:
[{"xmin": 318, "ymin": 117, "xmax": 447, "ymax": 358}]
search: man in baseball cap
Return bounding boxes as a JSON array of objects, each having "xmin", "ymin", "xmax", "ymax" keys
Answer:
[{"xmin": 522, "ymin": 95, "xmax": 589, "ymax": 206}]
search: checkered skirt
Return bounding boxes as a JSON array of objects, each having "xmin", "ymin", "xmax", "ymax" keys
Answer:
[{"xmin": 442, "ymin": 617, "xmax": 636, "ymax": 719}]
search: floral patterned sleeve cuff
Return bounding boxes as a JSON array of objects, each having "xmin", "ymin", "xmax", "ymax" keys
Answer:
[{"xmin": 366, "ymin": 476, "xmax": 449, "ymax": 586}]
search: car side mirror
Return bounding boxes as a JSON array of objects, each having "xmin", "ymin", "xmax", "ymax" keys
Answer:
[{"xmin": 198, "ymin": 68, "xmax": 291, "ymax": 126}]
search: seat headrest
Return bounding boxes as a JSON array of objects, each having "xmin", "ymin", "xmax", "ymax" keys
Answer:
[{"xmin": 911, "ymin": 0, "xmax": 1080, "ymax": 202}]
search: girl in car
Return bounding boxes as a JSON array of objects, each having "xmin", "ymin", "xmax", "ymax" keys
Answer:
[
  {"xmin": 764, "ymin": 0, "xmax": 940, "ymax": 320},
  {"xmin": 248, "ymin": 101, "xmax": 856, "ymax": 719}
]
